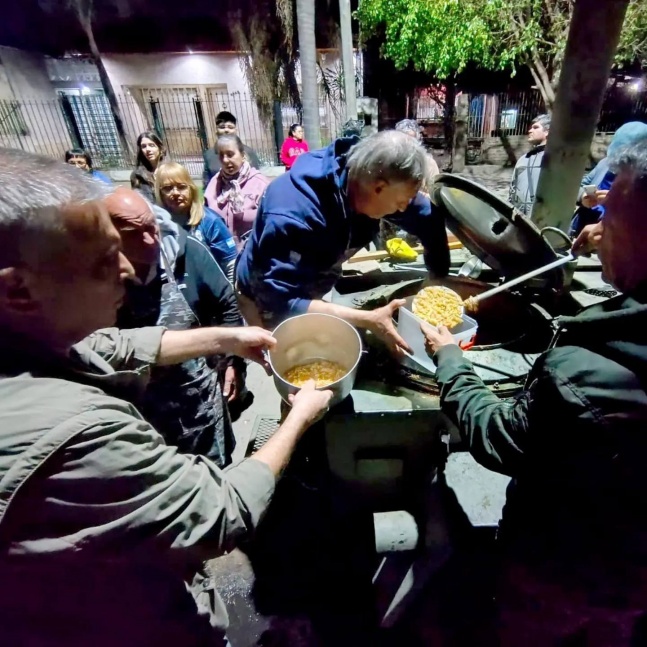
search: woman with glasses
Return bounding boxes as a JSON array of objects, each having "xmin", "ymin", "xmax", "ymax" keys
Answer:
[
  {"xmin": 156, "ymin": 162, "xmax": 237, "ymax": 282},
  {"xmin": 204, "ymin": 134, "xmax": 270, "ymax": 248},
  {"xmin": 65, "ymin": 148, "xmax": 112, "ymax": 185}
]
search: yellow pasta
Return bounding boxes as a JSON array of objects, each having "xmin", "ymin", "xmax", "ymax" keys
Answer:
[
  {"xmin": 412, "ymin": 286, "xmax": 463, "ymax": 329},
  {"xmin": 284, "ymin": 359, "xmax": 347, "ymax": 388}
]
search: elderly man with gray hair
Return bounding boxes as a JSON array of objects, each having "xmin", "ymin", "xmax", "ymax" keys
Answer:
[
  {"xmin": 422, "ymin": 136, "xmax": 647, "ymax": 644},
  {"xmin": 0, "ymin": 148, "xmax": 333, "ymax": 646},
  {"xmin": 509, "ymin": 113, "xmax": 551, "ymax": 215},
  {"xmin": 236, "ymin": 130, "xmax": 450, "ymax": 354}
]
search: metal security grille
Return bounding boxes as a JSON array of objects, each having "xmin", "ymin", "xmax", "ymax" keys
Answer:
[
  {"xmin": 58, "ymin": 90, "xmax": 122, "ymax": 165},
  {"xmin": 250, "ymin": 416, "xmax": 280, "ymax": 452},
  {"xmin": 0, "ymin": 101, "xmax": 28, "ymax": 137}
]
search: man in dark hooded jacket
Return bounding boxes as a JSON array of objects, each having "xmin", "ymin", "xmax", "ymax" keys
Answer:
[
  {"xmin": 236, "ymin": 131, "xmax": 450, "ymax": 355},
  {"xmin": 423, "ymin": 137, "xmax": 647, "ymax": 645}
]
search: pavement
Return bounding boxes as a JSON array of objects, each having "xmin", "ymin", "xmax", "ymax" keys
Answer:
[
  {"xmin": 457, "ymin": 164, "xmax": 513, "ymax": 200},
  {"xmin": 231, "ymin": 363, "xmax": 281, "ymax": 462}
]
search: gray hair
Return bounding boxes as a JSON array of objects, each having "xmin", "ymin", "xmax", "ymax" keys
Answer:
[
  {"xmin": 532, "ymin": 114, "xmax": 551, "ymax": 131},
  {"xmin": 395, "ymin": 119, "xmax": 420, "ymax": 136},
  {"xmin": 0, "ymin": 147, "xmax": 111, "ymax": 265},
  {"xmin": 608, "ymin": 135, "xmax": 647, "ymax": 188},
  {"xmin": 346, "ymin": 130, "xmax": 428, "ymax": 186}
]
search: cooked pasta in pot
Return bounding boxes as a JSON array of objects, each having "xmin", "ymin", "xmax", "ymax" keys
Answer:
[
  {"xmin": 284, "ymin": 359, "xmax": 348, "ymax": 388},
  {"xmin": 412, "ymin": 286, "xmax": 463, "ymax": 329}
]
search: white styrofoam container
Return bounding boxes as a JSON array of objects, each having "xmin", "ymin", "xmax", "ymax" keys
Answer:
[{"xmin": 397, "ymin": 295, "xmax": 478, "ymax": 374}]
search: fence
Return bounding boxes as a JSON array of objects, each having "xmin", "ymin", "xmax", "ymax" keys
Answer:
[
  {"xmin": 417, "ymin": 87, "xmax": 647, "ymax": 143},
  {"xmin": 0, "ymin": 89, "xmax": 347, "ymax": 175}
]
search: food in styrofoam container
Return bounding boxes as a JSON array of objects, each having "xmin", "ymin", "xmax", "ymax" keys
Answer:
[
  {"xmin": 398, "ymin": 295, "xmax": 478, "ymax": 374},
  {"xmin": 412, "ymin": 286, "xmax": 464, "ymax": 329}
]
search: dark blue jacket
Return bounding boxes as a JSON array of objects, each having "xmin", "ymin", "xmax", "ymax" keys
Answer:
[
  {"xmin": 236, "ymin": 137, "xmax": 449, "ymax": 323},
  {"xmin": 187, "ymin": 206, "xmax": 237, "ymax": 282}
]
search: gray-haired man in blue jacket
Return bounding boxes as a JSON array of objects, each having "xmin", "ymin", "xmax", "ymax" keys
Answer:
[{"xmin": 236, "ymin": 130, "xmax": 450, "ymax": 355}]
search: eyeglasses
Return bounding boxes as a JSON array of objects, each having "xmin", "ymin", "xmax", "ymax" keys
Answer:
[{"xmin": 160, "ymin": 183, "xmax": 190, "ymax": 196}]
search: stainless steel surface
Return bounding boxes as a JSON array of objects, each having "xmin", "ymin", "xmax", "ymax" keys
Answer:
[
  {"xmin": 457, "ymin": 256, "xmax": 484, "ymax": 279},
  {"xmin": 431, "ymin": 174, "xmax": 569, "ymax": 290},
  {"xmin": 269, "ymin": 313, "xmax": 362, "ymax": 406},
  {"xmin": 373, "ymin": 511, "xmax": 419, "ymax": 553},
  {"xmin": 472, "ymin": 253, "xmax": 575, "ymax": 304}
]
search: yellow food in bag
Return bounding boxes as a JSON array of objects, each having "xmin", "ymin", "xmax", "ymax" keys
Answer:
[{"xmin": 386, "ymin": 238, "xmax": 418, "ymax": 262}]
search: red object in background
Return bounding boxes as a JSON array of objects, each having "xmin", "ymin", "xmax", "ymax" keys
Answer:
[{"xmin": 281, "ymin": 137, "xmax": 309, "ymax": 169}]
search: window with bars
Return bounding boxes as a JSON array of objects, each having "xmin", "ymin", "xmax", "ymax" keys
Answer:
[{"xmin": 58, "ymin": 89, "xmax": 121, "ymax": 165}]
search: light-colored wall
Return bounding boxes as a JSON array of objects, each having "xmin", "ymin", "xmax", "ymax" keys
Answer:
[
  {"xmin": 481, "ymin": 133, "xmax": 615, "ymax": 166},
  {"xmin": 0, "ymin": 46, "xmax": 56, "ymax": 99},
  {"xmin": 102, "ymin": 52, "xmax": 264, "ymax": 156},
  {"xmin": 102, "ymin": 52, "xmax": 247, "ymax": 93}
]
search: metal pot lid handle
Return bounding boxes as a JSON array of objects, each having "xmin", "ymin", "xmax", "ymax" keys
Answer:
[{"xmin": 540, "ymin": 226, "xmax": 573, "ymax": 254}]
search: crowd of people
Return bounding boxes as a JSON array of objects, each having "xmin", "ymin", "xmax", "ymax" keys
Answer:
[{"xmin": 1, "ymin": 108, "xmax": 645, "ymax": 646}]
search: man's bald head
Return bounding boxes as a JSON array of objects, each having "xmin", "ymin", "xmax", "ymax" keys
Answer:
[
  {"xmin": 104, "ymin": 188, "xmax": 160, "ymax": 270},
  {"xmin": 104, "ymin": 187, "xmax": 157, "ymax": 232}
]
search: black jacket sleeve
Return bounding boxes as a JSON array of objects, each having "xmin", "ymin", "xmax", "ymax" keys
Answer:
[
  {"xmin": 387, "ymin": 193, "xmax": 450, "ymax": 277},
  {"xmin": 188, "ymin": 239, "xmax": 242, "ymax": 328},
  {"xmin": 434, "ymin": 344, "xmax": 532, "ymax": 476},
  {"xmin": 203, "ymin": 150, "xmax": 220, "ymax": 189}
]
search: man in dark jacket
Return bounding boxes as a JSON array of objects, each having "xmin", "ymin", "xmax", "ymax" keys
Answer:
[
  {"xmin": 236, "ymin": 131, "xmax": 450, "ymax": 354},
  {"xmin": 203, "ymin": 110, "xmax": 261, "ymax": 187},
  {"xmin": 509, "ymin": 113, "xmax": 550, "ymax": 215},
  {"xmin": 423, "ymin": 137, "xmax": 647, "ymax": 645}
]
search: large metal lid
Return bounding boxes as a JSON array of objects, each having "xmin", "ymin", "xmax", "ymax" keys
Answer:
[{"xmin": 431, "ymin": 174, "xmax": 570, "ymax": 288}]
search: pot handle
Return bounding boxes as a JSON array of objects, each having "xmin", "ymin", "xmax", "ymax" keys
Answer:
[{"xmin": 540, "ymin": 226, "xmax": 572, "ymax": 254}]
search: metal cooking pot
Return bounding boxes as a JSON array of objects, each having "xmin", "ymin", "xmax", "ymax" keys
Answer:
[{"xmin": 269, "ymin": 313, "xmax": 363, "ymax": 406}]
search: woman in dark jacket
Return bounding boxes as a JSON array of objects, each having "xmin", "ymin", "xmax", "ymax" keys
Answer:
[
  {"xmin": 106, "ymin": 188, "xmax": 245, "ymax": 467},
  {"xmin": 155, "ymin": 161, "xmax": 238, "ymax": 282},
  {"xmin": 130, "ymin": 130, "xmax": 166, "ymax": 202}
]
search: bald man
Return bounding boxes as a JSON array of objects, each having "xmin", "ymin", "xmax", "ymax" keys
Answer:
[{"xmin": 104, "ymin": 188, "xmax": 248, "ymax": 465}]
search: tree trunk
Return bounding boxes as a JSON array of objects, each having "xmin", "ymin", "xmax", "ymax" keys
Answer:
[
  {"xmin": 443, "ymin": 78, "xmax": 457, "ymax": 165},
  {"xmin": 528, "ymin": 55, "xmax": 556, "ymax": 110},
  {"xmin": 77, "ymin": 13, "xmax": 131, "ymax": 161},
  {"xmin": 296, "ymin": 0, "xmax": 321, "ymax": 148}
]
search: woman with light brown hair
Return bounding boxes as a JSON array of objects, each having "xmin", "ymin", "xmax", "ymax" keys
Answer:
[{"xmin": 155, "ymin": 162, "xmax": 237, "ymax": 282}]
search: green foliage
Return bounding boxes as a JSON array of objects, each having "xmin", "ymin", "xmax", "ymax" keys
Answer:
[
  {"xmin": 617, "ymin": 0, "xmax": 647, "ymax": 66},
  {"xmin": 357, "ymin": 0, "xmax": 647, "ymax": 81},
  {"xmin": 357, "ymin": 0, "xmax": 532, "ymax": 78}
]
